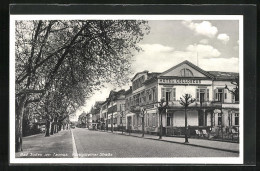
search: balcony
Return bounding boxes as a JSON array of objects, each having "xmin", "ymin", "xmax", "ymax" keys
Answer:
[
  {"xmin": 130, "ymin": 106, "xmax": 141, "ymax": 113},
  {"xmin": 166, "ymin": 101, "xmax": 236, "ymax": 110}
]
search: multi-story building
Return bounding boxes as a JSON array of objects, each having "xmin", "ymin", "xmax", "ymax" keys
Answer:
[
  {"xmin": 125, "ymin": 60, "xmax": 239, "ymax": 137},
  {"xmin": 106, "ymin": 90, "xmax": 126, "ymax": 131},
  {"xmin": 77, "ymin": 111, "xmax": 87, "ymax": 128},
  {"xmin": 90, "ymin": 101, "xmax": 104, "ymax": 129},
  {"xmin": 99, "ymin": 101, "xmax": 108, "ymax": 130}
]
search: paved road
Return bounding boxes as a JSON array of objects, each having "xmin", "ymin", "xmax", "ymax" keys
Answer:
[
  {"xmin": 16, "ymin": 129, "xmax": 73, "ymax": 158},
  {"xmin": 72, "ymin": 128, "xmax": 239, "ymax": 158}
]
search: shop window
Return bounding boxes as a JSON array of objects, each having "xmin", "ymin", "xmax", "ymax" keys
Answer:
[
  {"xmin": 167, "ymin": 115, "xmax": 171, "ymax": 126},
  {"xmin": 152, "ymin": 113, "xmax": 156, "ymax": 127},
  {"xmin": 235, "ymin": 113, "xmax": 239, "ymax": 125},
  {"xmin": 218, "ymin": 113, "xmax": 222, "ymax": 126}
]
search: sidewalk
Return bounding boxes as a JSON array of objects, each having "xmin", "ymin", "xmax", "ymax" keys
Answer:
[
  {"xmin": 15, "ymin": 129, "xmax": 73, "ymax": 158},
  {"xmin": 103, "ymin": 130, "xmax": 239, "ymax": 153}
]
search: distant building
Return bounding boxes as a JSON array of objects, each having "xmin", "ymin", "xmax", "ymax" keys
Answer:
[
  {"xmin": 78, "ymin": 112, "xmax": 87, "ymax": 128},
  {"xmin": 90, "ymin": 101, "xmax": 104, "ymax": 129},
  {"xmin": 105, "ymin": 90, "xmax": 126, "ymax": 131}
]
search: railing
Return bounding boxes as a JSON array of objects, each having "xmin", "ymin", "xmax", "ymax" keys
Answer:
[{"xmin": 166, "ymin": 125, "xmax": 239, "ymax": 142}]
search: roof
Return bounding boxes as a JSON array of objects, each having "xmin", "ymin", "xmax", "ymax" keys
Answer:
[
  {"xmin": 143, "ymin": 72, "xmax": 161, "ymax": 85},
  {"xmin": 108, "ymin": 89, "xmax": 125, "ymax": 101},
  {"xmin": 125, "ymin": 87, "xmax": 132, "ymax": 95},
  {"xmin": 207, "ymin": 71, "xmax": 239, "ymax": 80},
  {"xmin": 131, "ymin": 70, "xmax": 149, "ymax": 81},
  {"xmin": 158, "ymin": 60, "xmax": 215, "ymax": 79}
]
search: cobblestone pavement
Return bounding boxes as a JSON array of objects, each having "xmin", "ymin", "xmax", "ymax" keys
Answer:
[
  {"xmin": 72, "ymin": 128, "xmax": 239, "ymax": 158},
  {"xmin": 16, "ymin": 129, "xmax": 73, "ymax": 158}
]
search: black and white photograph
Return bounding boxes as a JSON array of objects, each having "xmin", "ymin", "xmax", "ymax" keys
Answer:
[{"xmin": 10, "ymin": 14, "xmax": 244, "ymax": 164}]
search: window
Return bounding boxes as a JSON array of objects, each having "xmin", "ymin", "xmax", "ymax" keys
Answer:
[
  {"xmin": 120, "ymin": 104, "xmax": 125, "ymax": 112},
  {"xmin": 180, "ymin": 68, "xmax": 194, "ymax": 77},
  {"xmin": 167, "ymin": 114, "xmax": 171, "ymax": 126},
  {"xmin": 152, "ymin": 88, "xmax": 156, "ymax": 101},
  {"xmin": 215, "ymin": 89, "xmax": 224, "ymax": 102},
  {"xmin": 141, "ymin": 91, "xmax": 146, "ymax": 104},
  {"xmin": 152, "ymin": 113, "xmax": 156, "ymax": 127},
  {"xmin": 218, "ymin": 113, "xmax": 222, "ymax": 126},
  {"xmin": 196, "ymin": 89, "xmax": 209, "ymax": 102},
  {"xmin": 235, "ymin": 113, "xmax": 239, "ymax": 125},
  {"xmin": 133, "ymin": 115, "xmax": 136, "ymax": 126},
  {"xmin": 161, "ymin": 88, "xmax": 176, "ymax": 102},
  {"xmin": 113, "ymin": 118, "xmax": 117, "ymax": 124}
]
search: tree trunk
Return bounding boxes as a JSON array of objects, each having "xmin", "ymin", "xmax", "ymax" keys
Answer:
[
  {"xmin": 159, "ymin": 110, "xmax": 162, "ymax": 139},
  {"xmin": 111, "ymin": 112, "xmax": 113, "ymax": 133},
  {"xmin": 45, "ymin": 120, "xmax": 50, "ymax": 137},
  {"xmin": 185, "ymin": 107, "xmax": 189, "ymax": 143},
  {"xmin": 15, "ymin": 95, "xmax": 27, "ymax": 152},
  {"xmin": 142, "ymin": 116, "xmax": 144, "ymax": 137},
  {"xmin": 54, "ymin": 117, "xmax": 58, "ymax": 133},
  {"xmin": 50, "ymin": 121, "xmax": 54, "ymax": 135}
]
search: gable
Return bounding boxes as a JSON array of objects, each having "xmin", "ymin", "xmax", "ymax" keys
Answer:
[
  {"xmin": 159, "ymin": 60, "xmax": 214, "ymax": 78},
  {"xmin": 163, "ymin": 64, "xmax": 206, "ymax": 77}
]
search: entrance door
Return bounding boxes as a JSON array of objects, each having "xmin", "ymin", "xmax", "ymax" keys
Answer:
[
  {"xmin": 127, "ymin": 116, "xmax": 132, "ymax": 130},
  {"xmin": 200, "ymin": 92, "xmax": 205, "ymax": 102},
  {"xmin": 198, "ymin": 110, "xmax": 204, "ymax": 126}
]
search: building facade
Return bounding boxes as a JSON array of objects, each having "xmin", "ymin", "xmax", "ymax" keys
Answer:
[
  {"xmin": 124, "ymin": 60, "xmax": 239, "ymax": 138},
  {"xmin": 104, "ymin": 90, "xmax": 126, "ymax": 131}
]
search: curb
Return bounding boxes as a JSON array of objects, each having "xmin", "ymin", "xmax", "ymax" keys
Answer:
[{"xmin": 107, "ymin": 131, "xmax": 239, "ymax": 154}]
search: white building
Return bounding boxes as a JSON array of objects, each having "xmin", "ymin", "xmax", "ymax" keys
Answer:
[{"xmin": 125, "ymin": 60, "xmax": 239, "ymax": 139}]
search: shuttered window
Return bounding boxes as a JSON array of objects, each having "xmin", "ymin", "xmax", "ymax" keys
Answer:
[
  {"xmin": 196, "ymin": 89, "xmax": 200, "ymax": 101},
  {"xmin": 206, "ymin": 89, "xmax": 209, "ymax": 101},
  {"xmin": 161, "ymin": 88, "xmax": 176, "ymax": 101},
  {"xmin": 161, "ymin": 88, "xmax": 166, "ymax": 101}
]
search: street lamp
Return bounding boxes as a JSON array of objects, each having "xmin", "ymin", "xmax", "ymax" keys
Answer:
[
  {"xmin": 140, "ymin": 108, "xmax": 146, "ymax": 137},
  {"xmin": 121, "ymin": 111, "xmax": 124, "ymax": 134}
]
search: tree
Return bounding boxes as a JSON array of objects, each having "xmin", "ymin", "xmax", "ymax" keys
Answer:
[
  {"xmin": 225, "ymin": 76, "xmax": 239, "ymax": 102},
  {"xmin": 179, "ymin": 94, "xmax": 196, "ymax": 143},
  {"xmin": 15, "ymin": 20, "xmax": 150, "ymax": 151},
  {"xmin": 158, "ymin": 99, "xmax": 168, "ymax": 139}
]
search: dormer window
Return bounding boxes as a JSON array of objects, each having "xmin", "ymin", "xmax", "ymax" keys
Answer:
[{"xmin": 180, "ymin": 68, "xmax": 193, "ymax": 77}]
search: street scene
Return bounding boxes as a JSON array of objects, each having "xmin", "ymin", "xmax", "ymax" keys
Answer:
[
  {"xmin": 11, "ymin": 16, "xmax": 241, "ymax": 163},
  {"xmin": 16, "ymin": 128, "xmax": 238, "ymax": 158}
]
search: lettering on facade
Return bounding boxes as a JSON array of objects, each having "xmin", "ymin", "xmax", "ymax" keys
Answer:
[{"xmin": 159, "ymin": 78, "xmax": 202, "ymax": 84}]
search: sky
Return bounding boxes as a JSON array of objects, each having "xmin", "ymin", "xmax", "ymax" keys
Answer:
[{"xmin": 70, "ymin": 19, "xmax": 240, "ymax": 121}]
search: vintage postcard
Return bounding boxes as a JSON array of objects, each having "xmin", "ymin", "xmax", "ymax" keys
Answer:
[{"xmin": 10, "ymin": 14, "xmax": 243, "ymax": 164}]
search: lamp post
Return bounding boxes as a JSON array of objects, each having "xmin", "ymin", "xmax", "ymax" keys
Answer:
[
  {"xmin": 141, "ymin": 108, "xmax": 146, "ymax": 137},
  {"xmin": 121, "ymin": 111, "xmax": 124, "ymax": 134}
]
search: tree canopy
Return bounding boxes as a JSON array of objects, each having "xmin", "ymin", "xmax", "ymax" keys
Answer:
[
  {"xmin": 15, "ymin": 20, "xmax": 150, "ymax": 151},
  {"xmin": 15, "ymin": 19, "xmax": 150, "ymax": 111}
]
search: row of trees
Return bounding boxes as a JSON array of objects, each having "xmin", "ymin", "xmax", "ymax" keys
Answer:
[{"xmin": 15, "ymin": 20, "xmax": 150, "ymax": 152}]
